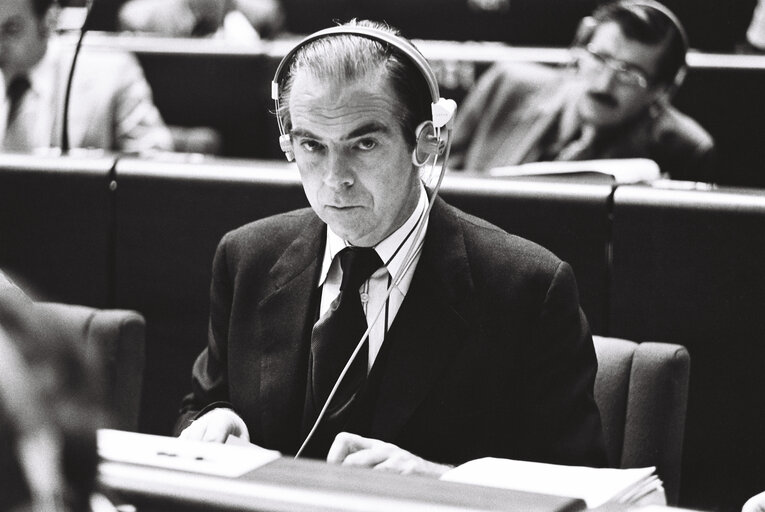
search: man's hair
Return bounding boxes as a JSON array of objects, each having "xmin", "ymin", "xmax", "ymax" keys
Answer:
[
  {"xmin": 277, "ymin": 19, "xmax": 432, "ymax": 149},
  {"xmin": 590, "ymin": 1, "xmax": 687, "ymax": 86},
  {"xmin": 31, "ymin": 0, "xmax": 56, "ymax": 19}
]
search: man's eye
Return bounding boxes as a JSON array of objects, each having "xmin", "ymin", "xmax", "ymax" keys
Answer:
[
  {"xmin": 300, "ymin": 140, "xmax": 322, "ymax": 152},
  {"xmin": 356, "ymin": 139, "xmax": 377, "ymax": 151}
]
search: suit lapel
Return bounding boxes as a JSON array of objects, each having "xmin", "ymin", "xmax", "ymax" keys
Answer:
[
  {"xmin": 504, "ymin": 81, "xmax": 569, "ymax": 165},
  {"xmin": 370, "ymin": 198, "xmax": 473, "ymax": 441},
  {"xmin": 257, "ymin": 214, "xmax": 325, "ymax": 450}
]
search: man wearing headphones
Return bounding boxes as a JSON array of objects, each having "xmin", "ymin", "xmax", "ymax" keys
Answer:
[
  {"xmin": 177, "ymin": 19, "xmax": 606, "ymax": 476},
  {"xmin": 450, "ymin": 0, "xmax": 715, "ymax": 182}
]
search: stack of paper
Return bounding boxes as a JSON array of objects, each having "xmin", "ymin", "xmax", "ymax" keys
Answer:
[
  {"xmin": 441, "ymin": 457, "xmax": 665, "ymax": 509},
  {"xmin": 97, "ymin": 429, "xmax": 280, "ymax": 478},
  {"xmin": 488, "ymin": 158, "xmax": 661, "ymax": 184}
]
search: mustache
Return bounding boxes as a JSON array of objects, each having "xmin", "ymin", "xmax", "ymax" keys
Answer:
[{"xmin": 586, "ymin": 91, "xmax": 618, "ymax": 108}]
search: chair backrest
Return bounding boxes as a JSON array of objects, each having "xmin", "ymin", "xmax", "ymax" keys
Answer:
[
  {"xmin": 36, "ymin": 302, "xmax": 146, "ymax": 432},
  {"xmin": 592, "ymin": 336, "xmax": 690, "ymax": 505}
]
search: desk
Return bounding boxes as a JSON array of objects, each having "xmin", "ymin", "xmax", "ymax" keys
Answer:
[{"xmin": 99, "ymin": 456, "xmax": 584, "ymax": 512}]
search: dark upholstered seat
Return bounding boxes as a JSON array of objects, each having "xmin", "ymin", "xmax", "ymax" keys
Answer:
[
  {"xmin": 36, "ymin": 302, "xmax": 146, "ymax": 432},
  {"xmin": 593, "ymin": 336, "xmax": 690, "ymax": 505}
]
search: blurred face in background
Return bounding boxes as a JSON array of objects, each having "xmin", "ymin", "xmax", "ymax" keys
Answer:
[
  {"xmin": 573, "ymin": 21, "xmax": 668, "ymax": 129},
  {"xmin": 0, "ymin": 0, "xmax": 49, "ymax": 83}
]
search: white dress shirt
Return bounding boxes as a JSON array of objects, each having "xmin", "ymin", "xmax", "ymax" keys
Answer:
[{"xmin": 317, "ymin": 181, "xmax": 429, "ymax": 371}]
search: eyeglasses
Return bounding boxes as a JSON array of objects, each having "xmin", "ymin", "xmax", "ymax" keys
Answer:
[{"xmin": 574, "ymin": 45, "xmax": 652, "ymax": 89}]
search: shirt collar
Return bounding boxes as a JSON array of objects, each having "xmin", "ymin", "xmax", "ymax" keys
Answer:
[{"xmin": 318, "ymin": 181, "xmax": 429, "ymax": 292}]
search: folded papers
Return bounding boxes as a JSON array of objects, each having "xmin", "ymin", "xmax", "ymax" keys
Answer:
[
  {"xmin": 488, "ymin": 158, "xmax": 661, "ymax": 184},
  {"xmin": 97, "ymin": 429, "xmax": 280, "ymax": 478},
  {"xmin": 441, "ymin": 457, "xmax": 665, "ymax": 509}
]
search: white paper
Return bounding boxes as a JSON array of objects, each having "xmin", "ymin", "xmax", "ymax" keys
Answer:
[
  {"xmin": 441, "ymin": 457, "xmax": 660, "ymax": 508},
  {"xmin": 97, "ymin": 429, "xmax": 280, "ymax": 478},
  {"xmin": 489, "ymin": 158, "xmax": 661, "ymax": 183}
]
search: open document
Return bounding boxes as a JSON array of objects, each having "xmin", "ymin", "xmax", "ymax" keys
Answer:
[
  {"xmin": 441, "ymin": 457, "xmax": 665, "ymax": 509},
  {"xmin": 488, "ymin": 158, "xmax": 661, "ymax": 184},
  {"xmin": 97, "ymin": 429, "xmax": 280, "ymax": 478}
]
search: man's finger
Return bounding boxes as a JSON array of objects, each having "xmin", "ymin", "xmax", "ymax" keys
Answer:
[{"xmin": 326, "ymin": 432, "xmax": 367, "ymax": 463}]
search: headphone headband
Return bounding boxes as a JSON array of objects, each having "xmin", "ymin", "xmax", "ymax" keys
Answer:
[
  {"xmin": 271, "ymin": 23, "xmax": 456, "ymax": 162},
  {"xmin": 617, "ymin": 0, "xmax": 689, "ymax": 52},
  {"xmin": 271, "ymin": 25, "xmax": 441, "ymax": 104}
]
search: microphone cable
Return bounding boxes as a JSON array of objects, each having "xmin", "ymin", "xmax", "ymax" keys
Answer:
[
  {"xmin": 61, "ymin": 0, "xmax": 96, "ymax": 153},
  {"xmin": 294, "ymin": 125, "xmax": 454, "ymax": 458}
]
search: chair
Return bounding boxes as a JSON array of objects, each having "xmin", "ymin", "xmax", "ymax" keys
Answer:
[
  {"xmin": 592, "ymin": 335, "xmax": 690, "ymax": 505},
  {"xmin": 36, "ymin": 302, "xmax": 146, "ymax": 432}
]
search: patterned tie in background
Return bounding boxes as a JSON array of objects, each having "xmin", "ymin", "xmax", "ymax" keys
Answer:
[
  {"xmin": 554, "ymin": 125, "xmax": 598, "ymax": 161},
  {"xmin": 304, "ymin": 246, "xmax": 383, "ymax": 452}
]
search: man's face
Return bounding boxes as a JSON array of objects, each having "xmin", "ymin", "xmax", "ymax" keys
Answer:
[
  {"xmin": 0, "ymin": 0, "xmax": 48, "ymax": 80},
  {"xmin": 574, "ymin": 21, "xmax": 667, "ymax": 129},
  {"xmin": 288, "ymin": 68, "xmax": 420, "ymax": 247}
]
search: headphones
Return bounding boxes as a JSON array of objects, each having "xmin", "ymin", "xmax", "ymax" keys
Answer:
[
  {"xmin": 270, "ymin": 24, "xmax": 457, "ymax": 166},
  {"xmin": 573, "ymin": 0, "xmax": 689, "ymax": 95}
]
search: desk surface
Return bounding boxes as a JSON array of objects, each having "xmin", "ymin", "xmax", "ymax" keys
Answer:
[{"xmin": 100, "ymin": 456, "xmax": 585, "ymax": 512}]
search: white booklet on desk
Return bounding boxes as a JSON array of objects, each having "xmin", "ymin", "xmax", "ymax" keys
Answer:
[
  {"xmin": 488, "ymin": 158, "xmax": 661, "ymax": 184},
  {"xmin": 441, "ymin": 457, "xmax": 664, "ymax": 509},
  {"xmin": 97, "ymin": 429, "xmax": 280, "ymax": 478}
]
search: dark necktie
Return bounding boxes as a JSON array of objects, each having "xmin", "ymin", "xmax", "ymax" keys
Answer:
[
  {"xmin": 304, "ymin": 247, "xmax": 383, "ymax": 452},
  {"xmin": 553, "ymin": 126, "xmax": 597, "ymax": 161},
  {"xmin": 6, "ymin": 75, "xmax": 30, "ymax": 127}
]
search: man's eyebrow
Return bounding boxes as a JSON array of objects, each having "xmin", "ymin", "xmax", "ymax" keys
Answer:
[
  {"xmin": 289, "ymin": 128, "xmax": 318, "ymax": 139},
  {"xmin": 344, "ymin": 122, "xmax": 389, "ymax": 140},
  {"xmin": 290, "ymin": 122, "xmax": 390, "ymax": 141}
]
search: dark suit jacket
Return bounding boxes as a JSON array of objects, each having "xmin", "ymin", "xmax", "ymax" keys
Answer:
[
  {"xmin": 178, "ymin": 197, "xmax": 607, "ymax": 467},
  {"xmin": 451, "ymin": 62, "xmax": 716, "ymax": 182}
]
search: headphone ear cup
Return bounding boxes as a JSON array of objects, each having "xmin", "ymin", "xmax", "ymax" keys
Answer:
[
  {"xmin": 412, "ymin": 121, "xmax": 443, "ymax": 167},
  {"xmin": 279, "ymin": 134, "xmax": 295, "ymax": 162}
]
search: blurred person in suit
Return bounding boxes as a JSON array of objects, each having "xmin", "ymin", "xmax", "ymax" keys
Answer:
[
  {"xmin": 176, "ymin": 19, "xmax": 607, "ymax": 475},
  {"xmin": 0, "ymin": 271, "xmax": 107, "ymax": 512},
  {"xmin": 450, "ymin": 0, "xmax": 715, "ymax": 182},
  {"xmin": 0, "ymin": 0, "xmax": 173, "ymax": 153},
  {"xmin": 116, "ymin": 0, "xmax": 284, "ymax": 41}
]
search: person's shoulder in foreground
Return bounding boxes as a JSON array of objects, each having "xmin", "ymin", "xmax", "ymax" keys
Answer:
[{"xmin": 0, "ymin": 271, "xmax": 106, "ymax": 512}]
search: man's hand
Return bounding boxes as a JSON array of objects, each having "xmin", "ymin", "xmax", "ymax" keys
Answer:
[
  {"xmin": 178, "ymin": 408, "xmax": 249, "ymax": 443},
  {"xmin": 326, "ymin": 432, "xmax": 452, "ymax": 477}
]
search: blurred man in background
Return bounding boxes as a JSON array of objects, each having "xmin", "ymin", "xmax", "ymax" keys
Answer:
[
  {"xmin": 117, "ymin": 0, "xmax": 284, "ymax": 41},
  {"xmin": 450, "ymin": 0, "xmax": 714, "ymax": 182},
  {"xmin": 0, "ymin": 0, "xmax": 173, "ymax": 153}
]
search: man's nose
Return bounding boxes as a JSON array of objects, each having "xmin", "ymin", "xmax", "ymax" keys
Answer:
[{"xmin": 322, "ymin": 151, "xmax": 354, "ymax": 188}]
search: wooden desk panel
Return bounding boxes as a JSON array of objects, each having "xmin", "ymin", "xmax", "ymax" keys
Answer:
[{"xmin": 100, "ymin": 456, "xmax": 585, "ymax": 512}]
